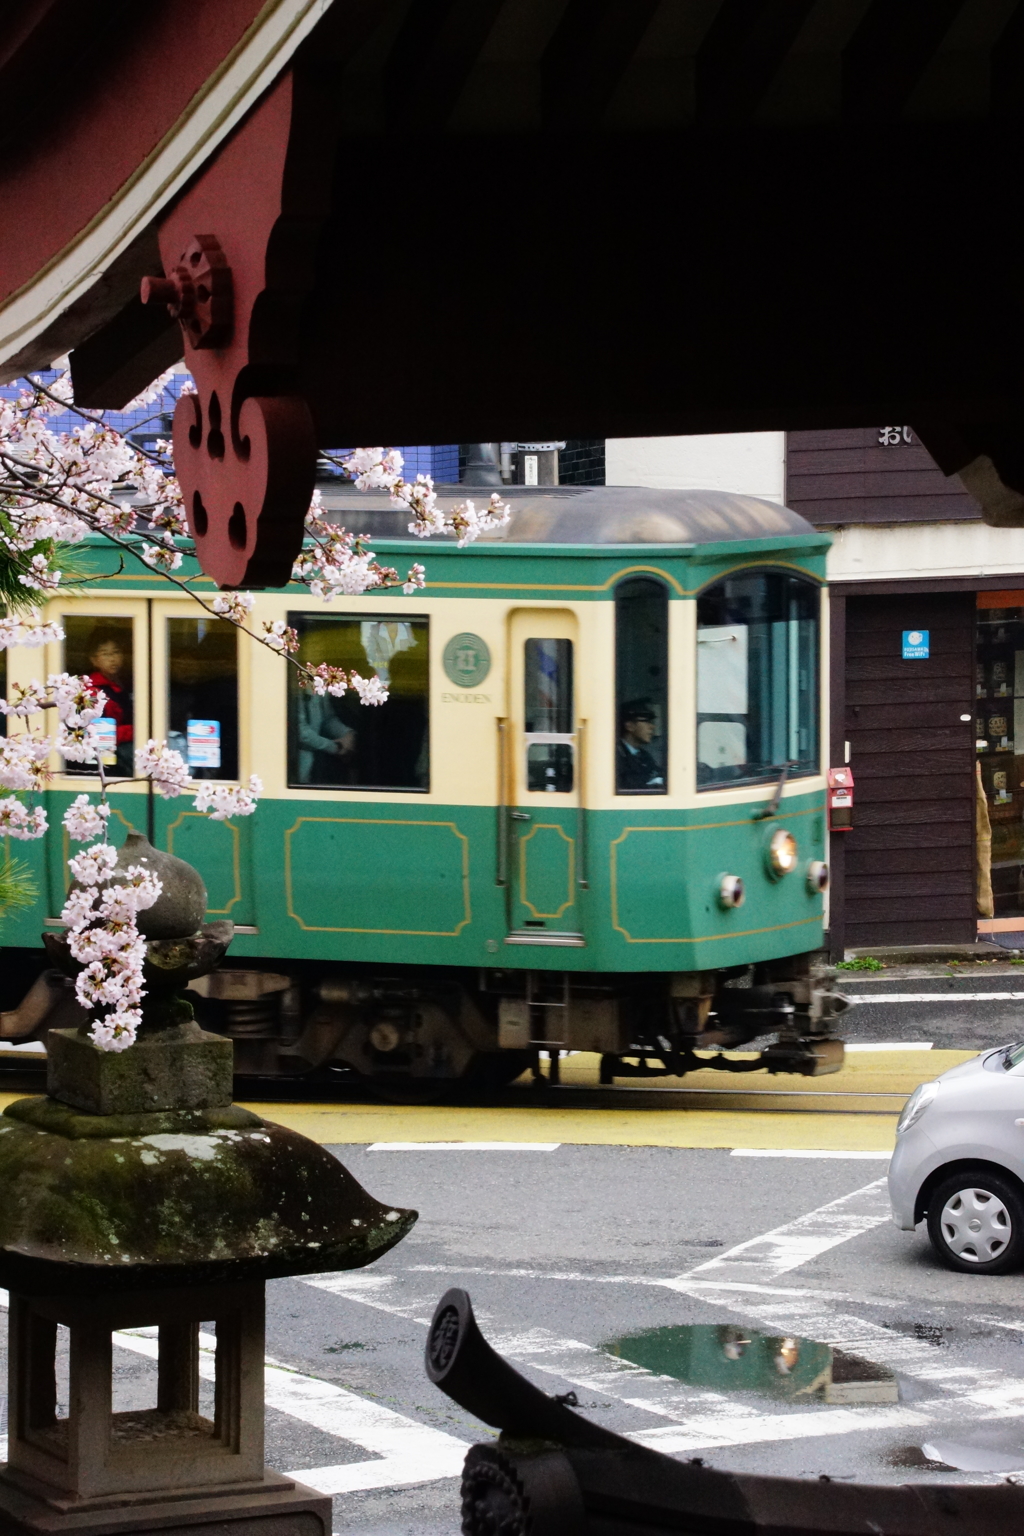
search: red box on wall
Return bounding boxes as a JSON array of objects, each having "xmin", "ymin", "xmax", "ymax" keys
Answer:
[{"xmin": 828, "ymin": 767, "xmax": 854, "ymax": 831}]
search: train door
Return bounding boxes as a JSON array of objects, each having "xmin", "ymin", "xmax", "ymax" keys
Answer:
[{"xmin": 505, "ymin": 609, "xmax": 586, "ymax": 943}]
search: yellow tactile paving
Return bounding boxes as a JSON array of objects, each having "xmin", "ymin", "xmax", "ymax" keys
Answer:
[
  {"xmin": 239, "ymin": 1101, "xmax": 902, "ymax": 1151},
  {"xmin": 0, "ymin": 1048, "xmax": 973, "ymax": 1151}
]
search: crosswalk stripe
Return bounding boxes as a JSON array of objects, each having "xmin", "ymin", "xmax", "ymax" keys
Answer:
[{"xmin": 676, "ymin": 1178, "xmax": 891, "ymax": 1284}]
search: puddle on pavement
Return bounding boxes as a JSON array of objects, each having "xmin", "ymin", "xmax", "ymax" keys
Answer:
[
  {"xmin": 922, "ymin": 1438, "xmax": 1024, "ymax": 1473},
  {"xmin": 605, "ymin": 1324, "xmax": 899, "ymax": 1405}
]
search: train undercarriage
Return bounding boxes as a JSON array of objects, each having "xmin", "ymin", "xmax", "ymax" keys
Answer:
[{"xmin": 1, "ymin": 951, "xmax": 849, "ymax": 1096}]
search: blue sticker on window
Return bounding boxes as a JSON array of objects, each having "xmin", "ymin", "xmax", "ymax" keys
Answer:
[{"xmin": 902, "ymin": 629, "xmax": 929, "ymax": 659}]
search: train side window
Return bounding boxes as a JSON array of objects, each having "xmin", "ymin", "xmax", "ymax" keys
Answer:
[
  {"xmin": 615, "ymin": 577, "xmax": 668, "ymax": 794},
  {"xmin": 696, "ymin": 571, "xmax": 819, "ymax": 789},
  {"xmin": 287, "ymin": 614, "xmax": 429, "ymax": 791},
  {"xmin": 62, "ymin": 616, "xmax": 134, "ymax": 776},
  {"xmin": 524, "ymin": 638, "xmax": 574, "ymax": 792},
  {"xmin": 0, "ymin": 646, "xmax": 6, "ymax": 738},
  {"xmin": 167, "ymin": 618, "xmax": 239, "ymax": 780}
]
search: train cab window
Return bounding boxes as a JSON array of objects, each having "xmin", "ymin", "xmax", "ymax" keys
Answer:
[
  {"xmin": 615, "ymin": 578, "xmax": 668, "ymax": 794},
  {"xmin": 696, "ymin": 572, "xmax": 818, "ymax": 789},
  {"xmin": 287, "ymin": 614, "xmax": 429, "ymax": 791},
  {"xmin": 167, "ymin": 618, "xmax": 239, "ymax": 780},
  {"xmin": 62, "ymin": 616, "xmax": 134, "ymax": 776},
  {"xmin": 524, "ymin": 638, "xmax": 574, "ymax": 792}
]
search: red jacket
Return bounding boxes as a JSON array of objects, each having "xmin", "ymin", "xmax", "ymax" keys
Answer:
[{"xmin": 86, "ymin": 670, "xmax": 133, "ymax": 744}]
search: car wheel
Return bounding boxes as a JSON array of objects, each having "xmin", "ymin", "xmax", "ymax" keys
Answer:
[{"xmin": 926, "ymin": 1169, "xmax": 1024, "ymax": 1274}]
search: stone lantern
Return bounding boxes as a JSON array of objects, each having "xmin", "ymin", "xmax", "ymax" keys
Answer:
[{"xmin": 0, "ymin": 835, "xmax": 415, "ymax": 1536}]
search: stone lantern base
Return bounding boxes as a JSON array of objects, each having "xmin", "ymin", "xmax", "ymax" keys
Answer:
[
  {"xmin": 0, "ymin": 1278, "xmax": 331, "ymax": 1536},
  {"xmin": 0, "ymin": 1471, "xmax": 329, "ymax": 1536}
]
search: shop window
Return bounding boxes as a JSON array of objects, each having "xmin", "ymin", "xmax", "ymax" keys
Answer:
[
  {"xmin": 63, "ymin": 616, "xmax": 134, "ymax": 776},
  {"xmin": 696, "ymin": 572, "xmax": 818, "ymax": 789},
  {"xmin": 167, "ymin": 618, "xmax": 239, "ymax": 781},
  {"xmin": 976, "ymin": 597, "xmax": 1024, "ymax": 917},
  {"xmin": 615, "ymin": 577, "xmax": 668, "ymax": 794},
  {"xmin": 287, "ymin": 614, "xmax": 429, "ymax": 791},
  {"xmin": 524, "ymin": 638, "xmax": 574, "ymax": 792}
]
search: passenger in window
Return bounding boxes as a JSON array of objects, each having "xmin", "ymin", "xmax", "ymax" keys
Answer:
[
  {"xmin": 296, "ymin": 690, "xmax": 356, "ymax": 785},
  {"xmin": 616, "ymin": 700, "xmax": 664, "ymax": 791},
  {"xmin": 86, "ymin": 627, "xmax": 133, "ymax": 775}
]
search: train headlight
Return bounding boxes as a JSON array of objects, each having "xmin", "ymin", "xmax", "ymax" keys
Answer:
[
  {"xmin": 806, "ymin": 860, "xmax": 829, "ymax": 894},
  {"xmin": 766, "ymin": 829, "xmax": 798, "ymax": 878},
  {"xmin": 718, "ymin": 874, "xmax": 745, "ymax": 909}
]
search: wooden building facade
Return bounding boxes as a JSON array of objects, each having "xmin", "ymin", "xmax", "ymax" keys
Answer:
[{"xmin": 787, "ymin": 429, "xmax": 1024, "ymax": 955}]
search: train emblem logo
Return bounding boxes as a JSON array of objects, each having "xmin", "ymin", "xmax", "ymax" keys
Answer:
[{"xmin": 443, "ymin": 632, "xmax": 491, "ymax": 687}]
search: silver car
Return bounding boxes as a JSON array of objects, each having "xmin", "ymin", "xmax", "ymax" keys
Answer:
[{"xmin": 889, "ymin": 1043, "xmax": 1024, "ymax": 1274}]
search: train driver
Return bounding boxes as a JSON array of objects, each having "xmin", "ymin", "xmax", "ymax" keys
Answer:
[{"xmin": 616, "ymin": 699, "xmax": 664, "ymax": 791}]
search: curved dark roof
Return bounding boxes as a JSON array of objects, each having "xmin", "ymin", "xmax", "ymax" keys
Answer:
[{"xmin": 319, "ymin": 484, "xmax": 819, "ymax": 546}]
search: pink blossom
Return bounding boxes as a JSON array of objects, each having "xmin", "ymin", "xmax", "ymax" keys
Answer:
[
  {"xmin": 62, "ymin": 793, "xmax": 110, "ymax": 842},
  {"xmin": 0, "ymin": 797, "xmax": 47, "ymax": 839},
  {"xmin": 68, "ymin": 843, "xmax": 118, "ymax": 887}
]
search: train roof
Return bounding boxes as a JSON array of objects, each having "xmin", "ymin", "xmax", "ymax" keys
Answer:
[{"xmin": 317, "ymin": 484, "xmax": 819, "ymax": 546}]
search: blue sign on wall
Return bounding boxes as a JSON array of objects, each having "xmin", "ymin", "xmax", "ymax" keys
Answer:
[{"xmin": 902, "ymin": 629, "xmax": 930, "ymax": 659}]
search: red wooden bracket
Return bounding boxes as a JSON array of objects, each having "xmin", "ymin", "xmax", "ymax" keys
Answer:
[{"xmin": 142, "ymin": 74, "xmax": 318, "ymax": 588}]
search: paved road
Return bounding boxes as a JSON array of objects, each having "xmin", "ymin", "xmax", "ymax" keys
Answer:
[
  {"xmin": 4, "ymin": 968, "xmax": 1024, "ymax": 1532},
  {"xmin": 839, "ymin": 963, "xmax": 1024, "ymax": 1050},
  {"xmin": 8, "ymin": 1140, "xmax": 1024, "ymax": 1534}
]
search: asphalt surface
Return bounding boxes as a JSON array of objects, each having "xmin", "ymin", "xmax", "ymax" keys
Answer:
[
  {"xmin": 839, "ymin": 963, "xmax": 1024, "ymax": 1049},
  {"xmin": 5, "ymin": 969, "xmax": 1024, "ymax": 1533},
  {"xmin": 7, "ymin": 1145, "xmax": 1024, "ymax": 1533}
]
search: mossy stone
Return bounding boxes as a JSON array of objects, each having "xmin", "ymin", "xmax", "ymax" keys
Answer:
[
  {"xmin": 48, "ymin": 1023, "xmax": 233, "ymax": 1115},
  {"xmin": 0, "ymin": 1098, "xmax": 417, "ymax": 1294}
]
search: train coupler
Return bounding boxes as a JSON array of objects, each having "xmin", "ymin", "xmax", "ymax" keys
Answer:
[{"xmin": 760, "ymin": 1037, "xmax": 845, "ymax": 1076}]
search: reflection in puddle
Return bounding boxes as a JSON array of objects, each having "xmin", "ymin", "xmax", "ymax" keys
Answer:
[{"xmin": 605, "ymin": 1325, "xmax": 898, "ymax": 1405}]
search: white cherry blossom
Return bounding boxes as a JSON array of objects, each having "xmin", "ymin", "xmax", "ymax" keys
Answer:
[
  {"xmin": 0, "ymin": 797, "xmax": 47, "ymax": 839},
  {"xmin": 62, "ymin": 793, "xmax": 111, "ymax": 842},
  {"xmin": 68, "ymin": 842, "xmax": 118, "ymax": 886},
  {"xmin": 192, "ymin": 774, "xmax": 263, "ymax": 822},
  {"xmin": 134, "ymin": 740, "xmax": 191, "ymax": 798}
]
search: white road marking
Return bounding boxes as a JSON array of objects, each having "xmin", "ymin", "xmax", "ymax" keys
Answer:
[
  {"xmin": 844, "ymin": 1041, "xmax": 933, "ymax": 1050},
  {"xmin": 367, "ymin": 1141, "xmax": 560, "ymax": 1151},
  {"xmin": 848, "ymin": 993, "xmax": 1024, "ymax": 1004},
  {"xmin": 730, "ymin": 1149, "xmax": 891, "ymax": 1160},
  {"xmin": 672, "ymin": 1179, "xmax": 891, "ymax": 1285}
]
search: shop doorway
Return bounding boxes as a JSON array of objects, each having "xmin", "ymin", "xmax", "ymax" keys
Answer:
[{"xmin": 976, "ymin": 592, "xmax": 1024, "ymax": 923}]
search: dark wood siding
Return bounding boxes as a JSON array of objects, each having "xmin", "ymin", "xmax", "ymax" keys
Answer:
[
  {"xmin": 844, "ymin": 593, "xmax": 976, "ymax": 948},
  {"xmin": 787, "ymin": 429, "xmax": 978, "ymax": 525}
]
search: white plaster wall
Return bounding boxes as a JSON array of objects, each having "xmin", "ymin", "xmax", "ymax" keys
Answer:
[
  {"xmin": 826, "ymin": 521, "xmax": 1024, "ymax": 584},
  {"xmin": 605, "ymin": 433, "xmax": 786, "ymax": 502}
]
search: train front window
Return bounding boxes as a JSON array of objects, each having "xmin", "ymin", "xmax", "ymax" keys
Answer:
[
  {"xmin": 696, "ymin": 572, "xmax": 819, "ymax": 789},
  {"xmin": 615, "ymin": 577, "xmax": 668, "ymax": 794},
  {"xmin": 62, "ymin": 616, "xmax": 134, "ymax": 777},
  {"xmin": 167, "ymin": 618, "xmax": 239, "ymax": 780},
  {"xmin": 287, "ymin": 614, "xmax": 429, "ymax": 791},
  {"xmin": 524, "ymin": 637, "xmax": 574, "ymax": 792}
]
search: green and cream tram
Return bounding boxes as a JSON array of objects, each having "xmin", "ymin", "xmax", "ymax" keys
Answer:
[{"xmin": 0, "ymin": 486, "xmax": 846, "ymax": 1092}]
